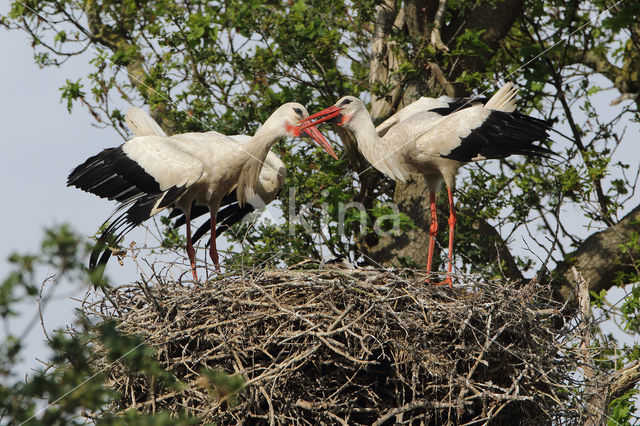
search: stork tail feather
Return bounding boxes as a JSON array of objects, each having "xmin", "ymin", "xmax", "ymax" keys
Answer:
[{"xmin": 484, "ymin": 82, "xmax": 518, "ymax": 113}]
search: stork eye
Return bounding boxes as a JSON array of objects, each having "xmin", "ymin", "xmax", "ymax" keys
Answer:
[
  {"xmin": 339, "ymin": 98, "xmax": 353, "ymax": 106},
  {"xmin": 293, "ymin": 107, "xmax": 303, "ymax": 116}
]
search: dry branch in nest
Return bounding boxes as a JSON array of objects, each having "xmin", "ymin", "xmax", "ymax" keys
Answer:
[{"xmin": 81, "ymin": 268, "xmax": 586, "ymax": 424}]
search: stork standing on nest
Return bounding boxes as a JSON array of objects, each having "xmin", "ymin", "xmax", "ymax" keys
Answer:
[
  {"xmin": 125, "ymin": 107, "xmax": 287, "ymax": 248},
  {"xmin": 300, "ymin": 83, "xmax": 553, "ymax": 285},
  {"xmin": 68, "ymin": 103, "xmax": 336, "ymax": 280}
]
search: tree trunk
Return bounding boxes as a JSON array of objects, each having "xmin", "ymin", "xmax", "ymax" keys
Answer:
[
  {"xmin": 362, "ymin": 177, "xmax": 433, "ymax": 266},
  {"xmin": 360, "ymin": 0, "xmax": 526, "ymax": 269}
]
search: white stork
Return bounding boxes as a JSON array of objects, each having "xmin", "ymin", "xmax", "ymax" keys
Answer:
[
  {"xmin": 124, "ymin": 107, "xmax": 287, "ymax": 246},
  {"xmin": 300, "ymin": 83, "xmax": 552, "ymax": 285},
  {"xmin": 68, "ymin": 103, "xmax": 336, "ymax": 280}
]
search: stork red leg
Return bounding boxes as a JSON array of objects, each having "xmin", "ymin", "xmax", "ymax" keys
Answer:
[
  {"xmin": 209, "ymin": 215, "xmax": 221, "ymax": 273},
  {"xmin": 185, "ymin": 211, "xmax": 198, "ymax": 281},
  {"xmin": 440, "ymin": 186, "xmax": 456, "ymax": 287},
  {"xmin": 426, "ymin": 190, "xmax": 438, "ymax": 275},
  {"xmin": 425, "ymin": 188, "xmax": 454, "ymax": 287}
]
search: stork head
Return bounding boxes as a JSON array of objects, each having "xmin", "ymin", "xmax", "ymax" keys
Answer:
[
  {"xmin": 297, "ymin": 96, "xmax": 365, "ymax": 131},
  {"xmin": 272, "ymin": 102, "xmax": 338, "ymax": 159}
]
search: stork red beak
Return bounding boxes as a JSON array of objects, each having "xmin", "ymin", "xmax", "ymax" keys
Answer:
[
  {"xmin": 296, "ymin": 123, "xmax": 338, "ymax": 160},
  {"xmin": 298, "ymin": 105, "xmax": 342, "ymax": 130}
]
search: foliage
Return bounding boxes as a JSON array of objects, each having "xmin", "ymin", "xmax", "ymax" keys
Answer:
[
  {"xmin": 609, "ymin": 389, "xmax": 638, "ymax": 426},
  {"xmin": 197, "ymin": 368, "xmax": 246, "ymax": 408},
  {"xmin": 0, "ymin": 226, "xmax": 204, "ymax": 424}
]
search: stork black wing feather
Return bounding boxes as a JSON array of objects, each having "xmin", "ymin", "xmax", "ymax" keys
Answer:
[
  {"xmin": 67, "ymin": 146, "xmax": 162, "ymax": 202},
  {"xmin": 171, "ymin": 190, "xmax": 239, "ymax": 228},
  {"xmin": 428, "ymin": 97, "xmax": 488, "ymax": 116},
  {"xmin": 441, "ymin": 110, "xmax": 553, "ymax": 162},
  {"xmin": 215, "ymin": 205, "xmax": 254, "ymax": 237},
  {"xmin": 191, "ymin": 203, "xmax": 256, "ymax": 244},
  {"xmin": 170, "ymin": 204, "xmax": 209, "ymax": 227},
  {"xmin": 89, "ymin": 185, "xmax": 188, "ymax": 271}
]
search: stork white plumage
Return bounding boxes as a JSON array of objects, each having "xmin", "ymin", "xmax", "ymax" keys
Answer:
[
  {"xmin": 125, "ymin": 107, "xmax": 169, "ymax": 138},
  {"xmin": 374, "ymin": 94, "xmax": 489, "ymax": 137},
  {"xmin": 301, "ymin": 83, "xmax": 552, "ymax": 285},
  {"xmin": 68, "ymin": 103, "xmax": 336, "ymax": 280},
  {"xmin": 171, "ymin": 138, "xmax": 288, "ymax": 245},
  {"xmin": 124, "ymin": 107, "xmax": 287, "ymax": 246},
  {"xmin": 174, "ymin": 146, "xmax": 288, "ymax": 244}
]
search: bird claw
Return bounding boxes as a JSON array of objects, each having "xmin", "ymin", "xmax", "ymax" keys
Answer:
[{"xmin": 425, "ymin": 275, "xmax": 453, "ymax": 287}]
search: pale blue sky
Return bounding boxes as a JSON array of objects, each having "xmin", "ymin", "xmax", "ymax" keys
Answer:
[{"xmin": 0, "ymin": 17, "xmax": 140, "ymax": 377}]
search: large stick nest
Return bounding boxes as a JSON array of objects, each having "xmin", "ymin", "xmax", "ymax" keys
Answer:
[{"xmin": 82, "ymin": 268, "xmax": 583, "ymax": 424}]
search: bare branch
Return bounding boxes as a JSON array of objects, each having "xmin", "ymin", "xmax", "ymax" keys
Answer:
[{"xmin": 430, "ymin": 0, "xmax": 449, "ymax": 52}]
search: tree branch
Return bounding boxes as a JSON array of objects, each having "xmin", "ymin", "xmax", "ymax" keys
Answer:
[
  {"xmin": 553, "ymin": 204, "xmax": 640, "ymax": 303},
  {"xmin": 369, "ymin": 0, "xmax": 398, "ymax": 122},
  {"xmin": 430, "ymin": 0, "xmax": 449, "ymax": 52},
  {"xmin": 554, "ymin": 37, "xmax": 640, "ymax": 110},
  {"xmin": 468, "ymin": 215, "xmax": 524, "ymax": 281}
]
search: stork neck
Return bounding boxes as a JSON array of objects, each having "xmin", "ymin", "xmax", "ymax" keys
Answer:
[
  {"xmin": 236, "ymin": 120, "xmax": 286, "ymax": 205},
  {"xmin": 348, "ymin": 113, "xmax": 396, "ymax": 167},
  {"xmin": 344, "ymin": 110, "xmax": 411, "ymax": 182},
  {"xmin": 242, "ymin": 123, "xmax": 281, "ymax": 160}
]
